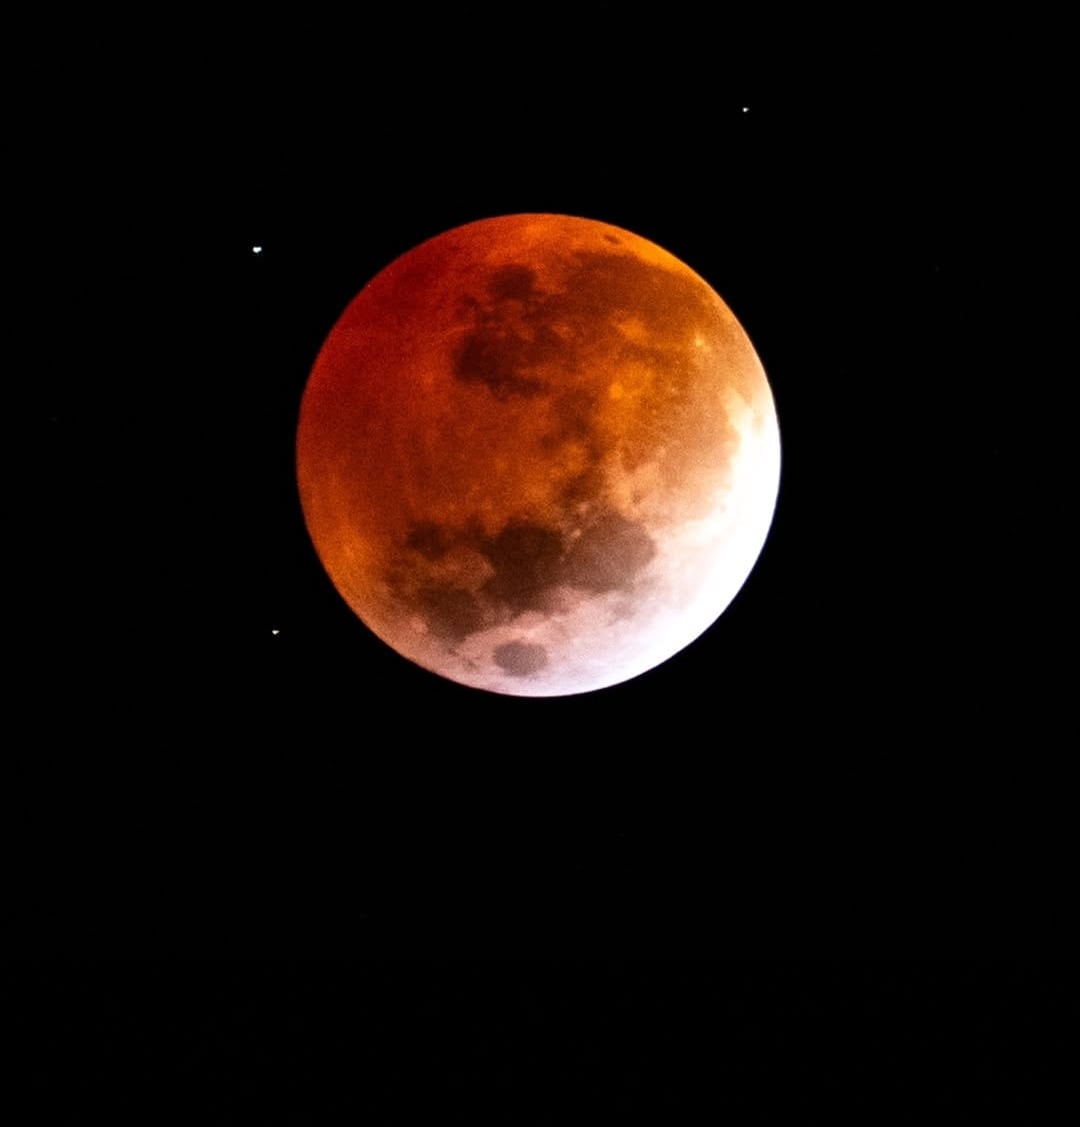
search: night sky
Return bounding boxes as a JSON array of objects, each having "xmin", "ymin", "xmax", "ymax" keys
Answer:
[
  {"xmin": 21, "ymin": 56, "xmax": 1066, "ymax": 966},
  {"xmin": 11, "ymin": 26, "xmax": 1074, "ymax": 1123}
]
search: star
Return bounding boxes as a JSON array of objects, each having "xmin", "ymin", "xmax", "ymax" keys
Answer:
[{"xmin": 252, "ymin": 245, "xmax": 263, "ymax": 254}]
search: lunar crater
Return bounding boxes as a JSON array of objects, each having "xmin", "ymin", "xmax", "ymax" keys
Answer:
[{"xmin": 493, "ymin": 640, "xmax": 549, "ymax": 677}]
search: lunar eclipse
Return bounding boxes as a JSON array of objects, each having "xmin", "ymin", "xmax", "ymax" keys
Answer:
[{"xmin": 296, "ymin": 214, "xmax": 780, "ymax": 696}]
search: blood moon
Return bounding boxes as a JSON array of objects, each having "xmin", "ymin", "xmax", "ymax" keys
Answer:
[{"xmin": 296, "ymin": 214, "xmax": 780, "ymax": 696}]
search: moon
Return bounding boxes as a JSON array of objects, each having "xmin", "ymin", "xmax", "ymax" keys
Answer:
[{"xmin": 296, "ymin": 214, "xmax": 780, "ymax": 696}]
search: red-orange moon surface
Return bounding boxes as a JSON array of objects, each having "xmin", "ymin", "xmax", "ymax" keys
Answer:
[{"xmin": 296, "ymin": 214, "xmax": 780, "ymax": 696}]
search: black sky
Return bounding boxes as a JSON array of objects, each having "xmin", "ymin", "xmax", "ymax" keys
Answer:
[
  {"xmin": 11, "ymin": 28, "xmax": 1074, "ymax": 1123},
  {"xmin": 21, "ymin": 64, "xmax": 1067, "ymax": 961}
]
